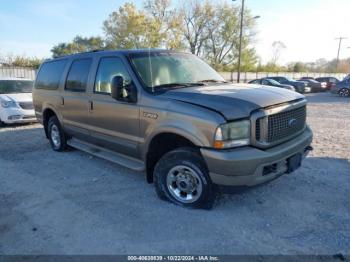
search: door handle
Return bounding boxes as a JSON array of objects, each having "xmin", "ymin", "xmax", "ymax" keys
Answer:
[{"xmin": 89, "ymin": 100, "xmax": 94, "ymax": 111}]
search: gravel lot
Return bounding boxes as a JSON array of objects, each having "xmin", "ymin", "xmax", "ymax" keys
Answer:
[{"xmin": 0, "ymin": 92, "xmax": 349, "ymax": 255}]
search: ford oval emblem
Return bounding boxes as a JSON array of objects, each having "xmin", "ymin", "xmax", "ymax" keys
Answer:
[{"xmin": 288, "ymin": 118, "xmax": 297, "ymax": 127}]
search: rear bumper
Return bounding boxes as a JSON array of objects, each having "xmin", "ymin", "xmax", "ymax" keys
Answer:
[{"xmin": 201, "ymin": 127, "xmax": 313, "ymax": 186}]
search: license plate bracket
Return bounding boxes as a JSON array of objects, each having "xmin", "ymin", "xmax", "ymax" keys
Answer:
[{"xmin": 287, "ymin": 153, "xmax": 302, "ymax": 173}]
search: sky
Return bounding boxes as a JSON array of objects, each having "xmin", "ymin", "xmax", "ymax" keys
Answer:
[{"xmin": 1, "ymin": 0, "xmax": 350, "ymax": 64}]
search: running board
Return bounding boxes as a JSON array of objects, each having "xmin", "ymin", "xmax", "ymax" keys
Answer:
[{"xmin": 67, "ymin": 138, "xmax": 145, "ymax": 172}]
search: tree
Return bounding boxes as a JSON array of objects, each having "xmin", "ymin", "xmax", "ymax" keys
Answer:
[
  {"xmin": 144, "ymin": 0, "xmax": 183, "ymax": 49},
  {"xmin": 287, "ymin": 62, "xmax": 307, "ymax": 72},
  {"xmin": 270, "ymin": 41, "xmax": 286, "ymax": 65},
  {"xmin": 51, "ymin": 0, "xmax": 259, "ymax": 71},
  {"xmin": 51, "ymin": 36, "xmax": 106, "ymax": 58},
  {"xmin": 205, "ymin": 3, "xmax": 258, "ymax": 71},
  {"xmin": 177, "ymin": 0, "xmax": 215, "ymax": 56},
  {"xmin": 103, "ymin": 1, "xmax": 183, "ymax": 50}
]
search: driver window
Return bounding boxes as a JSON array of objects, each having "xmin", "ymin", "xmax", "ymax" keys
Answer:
[{"xmin": 94, "ymin": 57, "xmax": 131, "ymax": 94}]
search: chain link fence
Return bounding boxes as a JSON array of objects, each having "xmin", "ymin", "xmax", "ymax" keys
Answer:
[{"xmin": 220, "ymin": 72, "xmax": 348, "ymax": 83}]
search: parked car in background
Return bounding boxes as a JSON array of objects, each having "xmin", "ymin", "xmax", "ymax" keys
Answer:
[
  {"xmin": 331, "ymin": 78, "xmax": 350, "ymax": 97},
  {"xmin": 315, "ymin": 77, "xmax": 340, "ymax": 90},
  {"xmin": 297, "ymin": 79, "xmax": 327, "ymax": 92},
  {"xmin": 300, "ymin": 77, "xmax": 315, "ymax": 80},
  {"xmin": 0, "ymin": 77, "xmax": 36, "ymax": 127},
  {"xmin": 249, "ymin": 78, "xmax": 295, "ymax": 91},
  {"xmin": 268, "ymin": 77, "xmax": 307, "ymax": 93}
]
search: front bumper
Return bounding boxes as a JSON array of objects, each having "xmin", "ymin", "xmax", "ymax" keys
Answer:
[
  {"xmin": 201, "ymin": 127, "xmax": 313, "ymax": 186},
  {"xmin": 1, "ymin": 108, "xmax": 37, "ymax": 124}
]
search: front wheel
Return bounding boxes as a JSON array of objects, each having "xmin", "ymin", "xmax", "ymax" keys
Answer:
[
  {"xmin": 339, "ymin": 88, "xmax": 350, "ymax": 97},
  {"xmin": 48, "ymin": 116, "xmax": 67, "ymax": 151},
  {"xmin": 154, "ymin": 148, "xmax": 216, "ymax": 209}
]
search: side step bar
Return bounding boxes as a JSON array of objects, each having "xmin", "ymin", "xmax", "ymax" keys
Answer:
[{"xmin": 67, "ymin": 138, "xmax": 145, "ymax": 172}]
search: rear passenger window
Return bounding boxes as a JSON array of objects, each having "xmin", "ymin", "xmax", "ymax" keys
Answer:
[
  {"xmin": 94, "ymin": 57, "xmax": 131, "ymax": 94},
  {"xmin": 65, "ymin": 58, "xmax": 92, "ymax": 92},
  {"xmin": 35, "ymin": 60, "xmax": 67, "ymax": 90}
]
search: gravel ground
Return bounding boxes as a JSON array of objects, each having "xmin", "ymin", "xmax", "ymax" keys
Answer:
[{"xmin": 0, "ymin": 92, "xmax": 349, "ymax": 255}]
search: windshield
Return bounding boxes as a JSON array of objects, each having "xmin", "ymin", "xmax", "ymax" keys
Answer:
[
  {"xmin": 0, "ymin": 80, "xmax": 34, "ymax": 94},
  {"xmin": 129, "ymin": 52, "xmax": 225, "ymax": 92},
  {"xmin": 308, "ymin": 79, "xmax": 318, "ymax": 83},
  {"xmin": 285, "ymin": 77, "xmax": 295, "ymax": 82},
  {"xmin": 266, "ymin": 79, "xmax": 281, "ymax": 85}
]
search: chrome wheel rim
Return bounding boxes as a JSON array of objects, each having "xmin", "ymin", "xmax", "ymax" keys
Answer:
[
  {"xmin": 50, "ymin": 125, "xmax": 61, "ymax": 148},
  {"xmin": 166, "ymin": 165, "xmax": 203, "ymax": 204},
  {"xmin": 340, "ymin": 88, "xmax": 349, "ymax": 97}
]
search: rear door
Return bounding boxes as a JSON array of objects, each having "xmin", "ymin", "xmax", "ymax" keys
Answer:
[
  {"xmin": 60, "ymin": 58, "xmax": 93, "ymax": 140},
  {"xmin": 87, "ymin": 56, "xmax": 140, "ymax": 158}
]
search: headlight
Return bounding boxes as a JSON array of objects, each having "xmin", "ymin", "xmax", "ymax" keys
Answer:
[
  {"xmin": 214, "ymin": 120, "xmax": 251, "ymax": 149},
  {"xmin": 0, "ymin": 99, "xmax": 17, "ymax": 108}
]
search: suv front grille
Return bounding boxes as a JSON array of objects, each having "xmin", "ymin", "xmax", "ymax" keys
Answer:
[
  {"xmin": 254, "ymin": 104, "xmax": 306, "ymax": 147},
  {"xmin": 267, "ymin": 105, "xmax": 306, "ymax": 143},
  {"xmin": 19, "ymin": 102, "xmax": 34, "ymax": 110}
]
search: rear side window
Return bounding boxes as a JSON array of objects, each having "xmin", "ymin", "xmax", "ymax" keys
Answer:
[
  {"xmin": 65, "ymin": 58, "xmax": 92, "ymax": 92},
  {"xmin": 35, "ymin": 60, "xmax": 67, "ymax": 90}
]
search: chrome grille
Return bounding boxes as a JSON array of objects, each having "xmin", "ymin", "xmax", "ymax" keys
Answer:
[
  {"xmin": 253, "ymin": 102, "xmax": 307, "ymax": 147},
  {"xmin": 19, "ymin": 102, "xmax": 34, "ymax": 110},
  {"xmin": 267, "ymin": 106, "xmax": 306, "ymax": 143}
]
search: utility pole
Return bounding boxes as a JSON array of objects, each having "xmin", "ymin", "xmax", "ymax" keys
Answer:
[
  {"xmin": 335, "ymin": 37, "xmax": 347, "ymax": 70},
  {"xmin": 237, "ymin": 0, "xmax": 245, "ymax": 83}
]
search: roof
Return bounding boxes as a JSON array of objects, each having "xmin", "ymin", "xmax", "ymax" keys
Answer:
[{"xmin": 47, "ymin": 49, "xmax": 187, "ymax": 61}]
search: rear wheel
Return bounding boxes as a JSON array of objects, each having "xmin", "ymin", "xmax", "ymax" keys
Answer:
[
  {"xmin": 154, "ymin": 147, "xmax": 216, "ymax": 209},
  {"xmin": 339, "ymin": 88, "xmax": 350, "ymax": 97},
  {"xmin": 48, "ymin": 116, "xmax": 67, "ymax": 151}
]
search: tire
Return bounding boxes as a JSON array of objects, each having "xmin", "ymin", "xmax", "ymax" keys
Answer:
[
  {"xmin": 0, "ymin": 120, "xmax": 4, "ymax": 128},
  {"xmin": 339, "ymin": 88, "xmax": 350, "ymax": 97},
  {"xmin": 154, "ymin": 147, "xmax": 216, "ymax": 209},
  {"xmin": 47, "ymin": 116, "xmax": 67, "ymax": 151}
]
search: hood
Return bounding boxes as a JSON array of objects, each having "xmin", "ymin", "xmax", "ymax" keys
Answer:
[
  {"xmin": 0, "ymin": 93, "xmax": 32, "ymax": 103},
  {"xmin": 160, "ymin": 84, "xmax": 304, "ymax": 120}
]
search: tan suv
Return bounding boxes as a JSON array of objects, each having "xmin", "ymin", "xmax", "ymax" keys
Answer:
[{"xmin": 33, "ymin": 50, "xmax": 313, "ymax": 209}]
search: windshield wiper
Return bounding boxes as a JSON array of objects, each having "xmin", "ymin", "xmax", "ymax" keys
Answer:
[
  {"xmin": 197, "ymin": 79, "xmax": 229, "ymax": 84},
  {"xmin": 152, "ymin": 82, "xmax": 204, "ymax": 89}
]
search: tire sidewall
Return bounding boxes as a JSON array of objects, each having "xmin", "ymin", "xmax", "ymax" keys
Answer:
[
  {"xmin": 154, "ymin": 148, "xmax": 215, "ymax": 209},
  {"xmin": 48, "ymin": 116, "xmax": 66, "ymax": 151}
]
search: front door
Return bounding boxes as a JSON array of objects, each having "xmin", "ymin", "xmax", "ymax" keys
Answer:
[{"xmin": 87, "ymin": 56, "xmax": 140, "ymax": 158}]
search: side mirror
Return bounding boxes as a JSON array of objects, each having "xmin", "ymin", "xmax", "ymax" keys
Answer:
[{"xmin": 111, "ymin": 76, "xmax": 137, "ymax": 103}]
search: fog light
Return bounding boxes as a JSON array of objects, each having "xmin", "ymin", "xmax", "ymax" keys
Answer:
[{"xmin": 8, "ymin": 115, "xmax": 21, "ymax": 120}]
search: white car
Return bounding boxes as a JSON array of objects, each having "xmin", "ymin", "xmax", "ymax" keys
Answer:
[{"xmin": 0, "ymin": 77, "xmax": 36, "ymax": 126}]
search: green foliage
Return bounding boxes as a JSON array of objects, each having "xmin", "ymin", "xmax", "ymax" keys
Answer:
[
  {"xmin": 1, "ymin": 54, "xmax": 43, "ymax": 69},
  {"xmin": 50, "ymin": 0, "xmax": 259, "ymax": 71},
  {"xmin": 51, "ymin": 36, "xmax": 106, "ymax": 58}
]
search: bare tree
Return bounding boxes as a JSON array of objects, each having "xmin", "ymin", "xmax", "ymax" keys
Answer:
[
  {"xmin": 271, "ymin": 41, "xmax": 286, "ymax": 65},
  {"xmin": 178, "ymin": 0, "xmax": 215, "ymax": 55}
]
